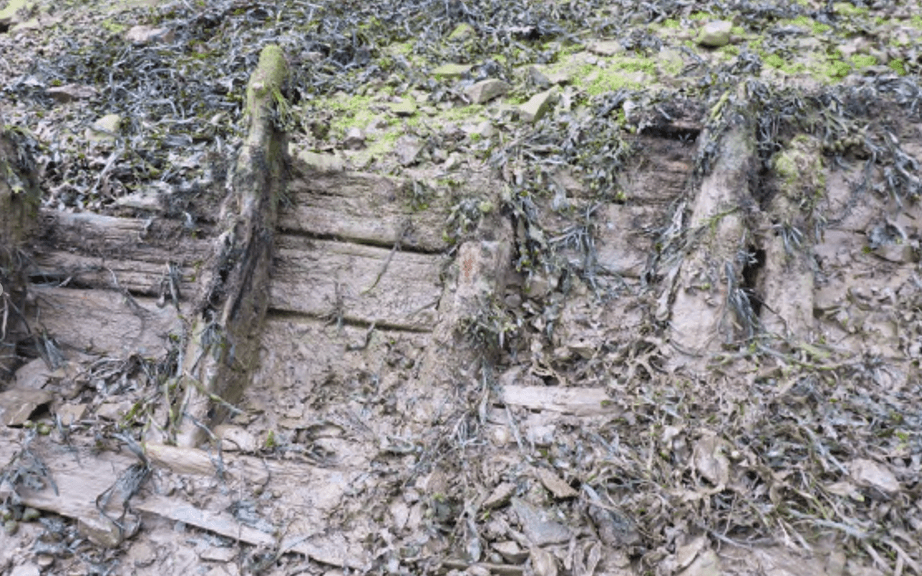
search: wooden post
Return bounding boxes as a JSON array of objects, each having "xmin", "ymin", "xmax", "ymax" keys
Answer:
[{"xmin": 172, "ymin": 45, "xmax": 289, "ymax": 446}]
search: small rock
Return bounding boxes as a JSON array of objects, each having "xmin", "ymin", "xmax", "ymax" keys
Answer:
[
  {"xmin": 9, "ymin": 564, "xmax": 41, "ymax": 576},
  {"xmin": 35, "ymin": 555, "xmax": 54, "ymax": 569},
  {"xmin": 395, "ymin": 134, "xmax": 423, "ymax": 166},
  {"xmin": 519, "ymin": 88, "xmax": 557, "ymax": 123},
  {"xmin": 588, "ymin": 41, "xmax": 624, "ymax": 56},
  {"xmin": 511, "ymin": 498, "xmax": 571, "ymax": 546},
  {"xmin": 45, "ymin": 84, "xmax": 97, "ymax": 103},
  {"xmin": 96, "ymin": 400, "xmax": 132, "ymax": 421},
  {"xmin": 697, "ymin": 21, "xmax": 733, "ymax": 48},
  {"xmin": 433, "ymin": 63, "xmax": 473, "ymax": 78},
  {"xmin": 525, "ymin": 423, "xmax": 556, "ymax": 447},
  {"xmin": 343, "ymin": 127, "xmax": 366, "ymax": 150},
  {"xmin": 78, "ymin": 515, "xmax": 124, "ymax": 549},
  {"xmin": 465, "ymin": 79, "xmax": 510, "ymax": 104},
  {"xmin": 291, "ymin": 148, "xmax": 346, "ymax": 173},
  {"xmin": 469, "ymin": 120, "xmax": 494, "ymax": 139},
  {"xmin": 389, "ymin": 97, "xmax": 417, "ymax": 117},
  {"xmin": 525, "ymin": 273, "xmax": 557, "ymax": 299},
  {"xmin": 494, "ymin": 541, "xmax": 528, "ymax": 563},
  {"xmin": 530, "ymin": 547, "xmax": 558, "ymax": 576},
  {"xmin": 483, "ymin": 482, "xmax": 516, "ymax": 509},
  {"xmin": 535, "ymin": 468, "xmax": 578, "ymax": 499},
  {"xmin": 126, "ymin": 541, "xmax": 157, "ymax": 567},
  {"xmin": 0, "ymin": 389, "xmax": 54, "ymax": 426},
  {"xmin": 874, "ymin": 243, "xmax": 916, "ymax": 263},
  {"xmin": 215, "ymin": 425, "xmax": 259, "ymax": 452},
  {"xmin": 849, "ymin": 458, "xmax": 900, "ymax": 495},
  {"xmin": 85, "ymin": 114, "xmax": 122, "ymax": 144},
  {"xmin": 448, "ymin": 23, "xmax": 475, "ymax": 42},
  {"xmin": 125, "ymin": 25, "xmax": 174, "ymax": 45},
  {"xmin": 114, "ymin": 183, "xmax": 168, "ymax": 212},
  {"xmin": 201, "ymin": 546, "xmax": 236, "ymax": 562},
  {"xmin": 4, "ymin": 519, "xmax": 18, "ymax": 535},
  {"xmin": 21, "ymin": 508, "xmax": 40, "ymax": 522},
  {"xmin": 677, "ymin": 549, "xmax": 720, "ymax": 576}
]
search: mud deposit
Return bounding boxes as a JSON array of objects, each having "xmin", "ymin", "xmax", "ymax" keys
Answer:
[{"xmin": 2, "ymin": 1, "xmax": 922, "ymax": 575}]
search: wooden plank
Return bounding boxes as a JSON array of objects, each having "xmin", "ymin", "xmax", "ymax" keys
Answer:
[
  {"xmin": 280, "ymin": 170, "xmax": 449, "ymax": 252},
  {"xmin": 31, "ymin": 251, "xmax": 198, "ymax": 298},
  {"xmin": 25, "ymin": 285, "xmax": 181, "ymax": 357},
  {"xmin": 0, "ymin": 436, "xmax": 368, "ymax": 569},
  {"xmin": 31, "ymin": 209, "xmax": 208, "ymax": 297},
  {"xmin": 270, "ymin": 236, "xmax": 443, "ymax": 330},
  {"xmin": 36, "ymin": 209, "xmax": 211, "ymax": 264},
  {"xmin": 499, "ymin": 384, "xmax": 612, "ymax": 416}
]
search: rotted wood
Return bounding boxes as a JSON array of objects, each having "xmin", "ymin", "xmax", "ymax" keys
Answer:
[
  {"xmin": 0, "ymin": 431, "xmax": 368, "ymax": 569},
  {"xmin": 0, "ymin": 127, "xmax": 41, "ymax": 380},
  {"xmin": 666, "ymin": 120, "xmax": 757, "ymax": 368},
  {"xmin": 30, "ymin": 210, "xmax": 207, "ymax": 298},
  {"xmin": 172, "ymin": 45, "xmax": 289, "ymax": 447}
]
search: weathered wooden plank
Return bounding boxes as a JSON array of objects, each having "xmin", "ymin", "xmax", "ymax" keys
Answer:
[
  {"xmin": 31, "ymin": 209, "xmax": 208, "ymax": 298},
  {"xmin": 36, "ymin": 209, "xmax": 211, "ymax": 264},
  {"xmin": 280, "ymin": 169, "xmax": 449, "ymax": 251},
  {"xmin": 31, "ymin": 251, "xmax": 197, "ymax": 298},
  {"xmin": 270, "ymin": 236, "xmax": 443, "ymax": 330},
  {"xmin": 25, "ymin": 285, "xmax": 181, "ymax": 357},
  {"xmin": 499, "ymin": 384, "xmax": 612, "ymax": 416},
  {"xmin": 0, "ymin": 436, "xmax": 368, "ymax": 569}
]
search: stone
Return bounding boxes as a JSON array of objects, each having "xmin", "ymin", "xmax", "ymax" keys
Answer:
[
  {"xmin": 483, "ymin": 482, "xmax": 516, "ymax": 509},
  {"xmin": 395, "ymin": 134, "xmax": 423, "ymax": 166},
  {"xmin": 78, "ymin": 515, "xmax": 124, "ymax": 548},
  {"xmin": 432, "ymin": 63, "xmax": 473, "ymax": 78},
  {"xmin": 535, "ymin": 467, "xmax": 578, "ymax": 499},
  {"xmin": 527, "ymin": 65, "xmax": 571, "ymax": 87},
  {"xmin": 9, "ymin": 564, "xmax": 40, "ymax": 576},
  {"xmin": 849, "ymin": 459, "xmax": 900, "ymax": 495},
  {"xmin": 697, "ymin": 21, "xmax": 733, "ymax": 48},
  {"xmin": 85, "ymin": 114, "xmax": 122, "ymax": 144},
  {"xmin": 215, "ymin": 424, "xmax": 259, "ymax": 452},
  {"xmin": 510, "ymin": 497, "xmax": 571, "ymax": 546},
  {"xmin": 96, "ymin": 400, "xmax": 133, "ymax": 421},
  {"xmin": 677, "ymin": 549, "xmax": 721, "ymax": 576},
  {"xmin": 290, "ymin": 147, "xmax": 345, "ymax": 172},
  {"xmin": 493, "ymin": 541, "xmax": 528, "ymax": 564},
  {"xmin": 465, "ymin": 79, "xmax": 510, "ymax": 104},
  {"xmin": 448, "ymin": 23, "xmax": 475, "ymax": 42},
  {"xmin": 874, "ymin": 243, "xmax": 916, "ymax": 263},
  {"xmin": 588, "ymin": 40, "xmax": 624, "ymax": 56},
  {"xmin": 519, "ymin": 88, "xmax": 557, "ymax": 123},
  {"xmin": 125, "ymin": 25, "xmax": 174, "ymax": 45},
  {"xmin": 389, "ymin": 97, "xmax": 417, "ymax": 117},
  {"xmin": 343, "ymin": 127, "xmax": 366, "ymax": 150},
  {"xmin": 0, "ymin": 389, "xmax": 53, "ymax": 426},
  {"xmin": 201, "ymin": 546, "xmax": 236, "ymax": 562},
  {"xmin": 126, "ymin": 541, "xmax": 157, "ymax": 567},
  {"xmin": 530, "ymin": 547, "xmax": 558, "ymax": 576}
]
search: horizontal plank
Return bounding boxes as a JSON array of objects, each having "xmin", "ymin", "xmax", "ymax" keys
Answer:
[
  {"xmin": 499, "ymin": 384, "xmax": 613, "ymax": 416},
  {"xmin": 25, "ymin": 285, "xmax": 181, "ymax": 357},
  {"xmin": 270, "ymin": 236, "xmax": 444, "ymax": 330},
  {"xmin": 280, "ymin": 170, "xmax": 449, "ymax": 251}
]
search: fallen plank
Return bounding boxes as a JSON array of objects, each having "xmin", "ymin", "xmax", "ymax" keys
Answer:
[
  {"xmin": 499, "ymin": 384, "xmax": 613, "ymax": 416},
  {"xmin": 271, "ymin": 236, "xmax": 443, "ymax": 331},
  {"xmin": 281, "ymin": 167, "xmax": 449, "ymax": 252},
  {"xmin": 0, "ymin": 436, "xmax": 369, "ymax": 569}
]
